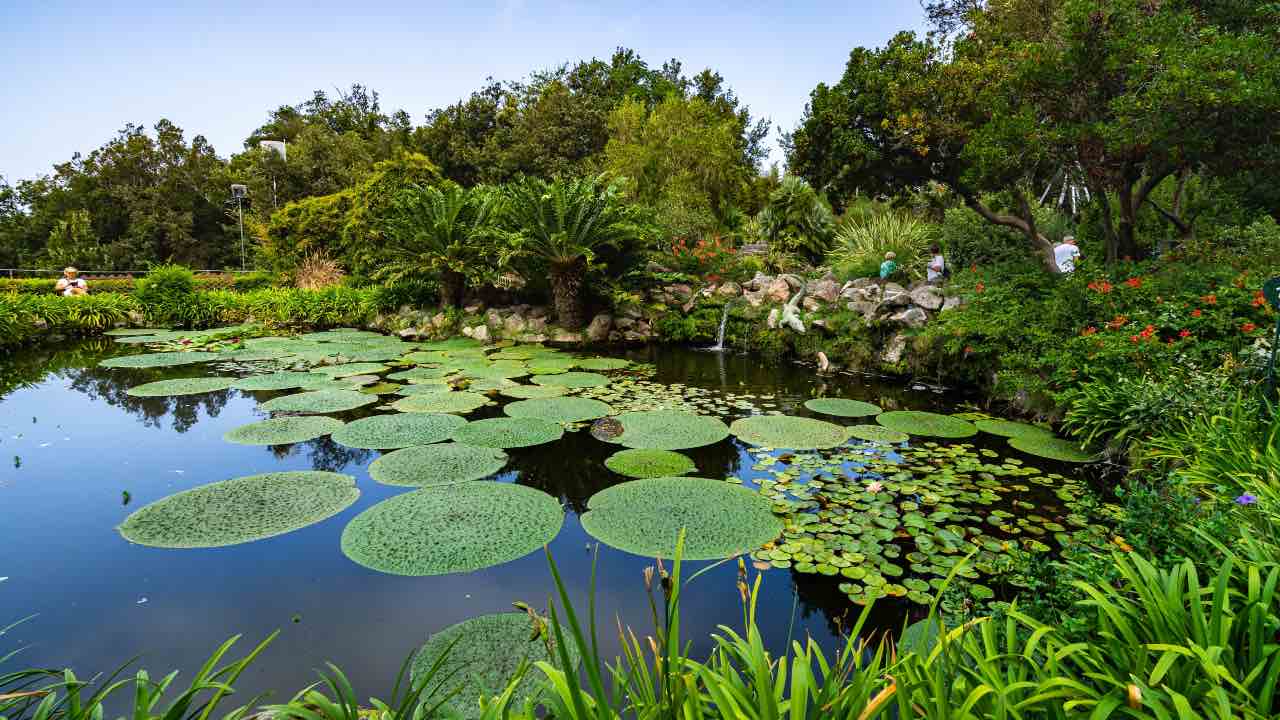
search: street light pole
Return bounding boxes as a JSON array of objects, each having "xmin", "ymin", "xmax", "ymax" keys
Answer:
[{"xmin": 230, "ymin": 184, "xmax": 248, "ymax": 271}]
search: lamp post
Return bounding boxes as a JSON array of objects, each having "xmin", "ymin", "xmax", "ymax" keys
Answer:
[{"xmin": 230, "ymin": 184, "xmax": 248, "ymax": 271}]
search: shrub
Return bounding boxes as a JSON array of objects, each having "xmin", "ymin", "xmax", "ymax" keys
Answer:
[
  {"xmin": 936, "ymin": 205, "xmax": 1030, "ymax": 269},
  {"xmin": 828, "ymin": 210, "xmax": 934, "ymax": 281},
  {"xmin": 134, "ymin": 264, "xmax": 197, "ymax": 326},
  {"xmin": 296, "ymin": 252, "xmax": 345, "ymax": 290},
  {"xmin": 230, "ymin": 271, "xmax": 276, "ymax": 291}
]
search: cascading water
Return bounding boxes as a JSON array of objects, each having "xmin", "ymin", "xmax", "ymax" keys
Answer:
[{"xmin": 709, "ymin": 299, "xmax": 737, "ymax": 351}]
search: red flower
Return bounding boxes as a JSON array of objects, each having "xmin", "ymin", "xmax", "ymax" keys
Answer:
[
  {"xmin": 1125, "ymin": 277, "xmax": 1143, "ymax": 289},
  {"xmin": 1253, "ymin": 292, "xmax": 1266, "ymax": 308},
  {"xmin": 975, "ymin": 282, "xmax": 985, "ymax": 293},
  {"xmin": 1130, "ymin": 335, "xmax": 1141, "ymax": 343},
  {"xmin": 963, "ymin": 346, "xmax": 974, "ymax": 354},
  {"xmin": 1201, "ymin": 294, "xmax": 1217, "ymax": 305},
  {"xmin": 1191, "ymin": 309, "xmax": 1202, "ymax": 318},
  {"xmin": 1179, "ymin": 329, "xmax": 1191, "ymax": 339},
  {"xmin": 1081, "ymin": 326, "xmax": 1097, "ymax": 336},
  {"xmin": 1242, "ymin": 322, "xmax": 1257, "ymax": 333},
  {"xmin": 1088, "ymin": 280, "xmax": 1113, "ymax": 294},
  {"xmin": 1107, "ymin": 315, "xmax": 1129, "ymax": 330}
]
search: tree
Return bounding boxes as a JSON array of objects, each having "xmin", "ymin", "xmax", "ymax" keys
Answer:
[
  {"xmin": 504, "ymin": 175, "xmax": 640, "ymax": 328},
  {"xmin": 378, "ymin": 182, "xmax": 502, "ymax": 307},
  {"xmin": 43, "ymin": 209, "xmax": 105, "ymax": 269},
  {"xmin": 758, "ymin": 176, "xmax": 835, "ymax": 263}
]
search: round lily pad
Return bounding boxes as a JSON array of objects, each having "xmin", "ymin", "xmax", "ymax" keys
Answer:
[
  {"xmin": 259, "ymin": 389, "xmax": 378, "ymax": 414},
  {"xmin": 411, "ymin": 613, "xmax": 579, "ymax": 719},
  {"xmin": 99, "ymin": 351, "xmax": 219, "ymax": 369},
  {"xmin": 1008, "ymin": 436, "xmax": 1094, "ymax": 463},
  {"xmin": 390, "ymin": 391, "xmax": 490, "ymax": 414},
  {"xmin": 118, "ymin": 471, "xmax": 359, "ymax": 548},
  {"xmin": 603, "ymin": 449, "xmax": 697, "ymax": 479},
  {"xmin": 395, "ymin": 383, "xmax": 453, "ymax": 396},
  {"xmin": 498, "ymin": 384, "xmax": 570, "ymax": 399},
  {"xmin": 848, "ymin": 424, "xmax": 909, "ymax": 443},
  {"xmin": 223, "ymin": 416, "xmax": 345, "ymax": 445},
  {"xmin": 340, "ymin": 483, "xmax": 563, "ymax": 575},
  {"xmin": 729, "ymin": 416, "xmax": 850, "ymax": 450},
  {"xmin": 503, "ymin": 397, "xmax": 612, "ymax": 424},
  {"xmin": 575, "ymin": 357, "xmax": 630, "ymax": 371},
  {"xmin": 231, "ymin": 372, "xmax": 322, "ymax": 392},
  {"xmin": 368, "ymin": 443, "xmax": 508, "ymax": 486},
  {"xmin": 449, "ymin": 417, "xmax": 564, "ymax": 448},
  {"xmin": 331, "ymin": 413, "xmax": 468, "ymax": 450},
  {"xmin": 974, "ymin": 419, "xmax": 1056, "ymax": 439},
  {"xmin": 580, "ymin": 477, "xmax": 783, "ymax": 560},
  {"xmin": 803, "ymin": 398, "xmax": 882, "ymax": 418},
  {"xmin": 309, "ymin": 362, "xmax": 388, "ymax": 378},
  {"xmin": 104, "ymin": 328, "xmax": 169, "ymax": 337},
  {"xmin": 530, "ymin": 372, "xmax": 610, "ymax": 388},
  {"xmin": 612, "ymin": 410, "xmax": 730, "ymax": 450},
  {"xmin": 126, "ymin": 377, "xmax": 235, "ymax": 397},
  {"xmin": 876, "ymin": 411, "xmax": 978, "ymax": 438}
]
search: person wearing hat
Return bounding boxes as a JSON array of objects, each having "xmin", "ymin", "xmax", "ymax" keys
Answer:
[{"xmin": 55, "ymin": 267, "xmax": 88, "ymax": 296}]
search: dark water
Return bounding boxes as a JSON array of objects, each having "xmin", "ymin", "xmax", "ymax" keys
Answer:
[{"xmin": 0, "ymin": 339, "xmax": 1056, "ymax": 704}]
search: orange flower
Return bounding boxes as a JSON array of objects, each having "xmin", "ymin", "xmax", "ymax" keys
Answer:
[
  {"xmin": 1191, "ymin": 309, "xmax": 1202, "ymax": 318},
  {"xmin": 975, "ymin": 282, "xmax": 985, "ymax": 293},
  {"xmin": 1125, "ymin": 277, "xmax": 1143, "ymax": 289},
  {"xmin": 1201, "ymin": 294, "xmax": 1217, "ymax": 305},
  {"xmin": 1179, "ymin": 329, "xmax": 1191, "ymax": 339},
  {"xmin": 1081, "ymin": 326, "xmax": 1097, "ymax": 336},
  {"xmin": 1113, "ymin": 536, "xmax": 1133, "ymax": 553},
  {"xmin": 1242, "ymin": 322, "xmax": 1257, "ymax": 333}
]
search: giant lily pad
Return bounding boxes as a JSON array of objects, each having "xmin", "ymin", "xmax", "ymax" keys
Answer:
[
  {"xmin": 1008, "ymin": 436, "xmax": 1094, "ymax": 463},
  {"xmin": 498, "ymin": 384, "xmax": 570, "ymax": 399},
  {"xmin": 848, "ymin": 424, "xmax": 909, "ymax": 443},
  {"xmin": 331, "ymin": 413, "xmax": 468, "ymax": 450},
  {"xmin": 411, "ymin": 613, "xmax": 580, "ymax": 719},
  {"xmin": 876, "ymin": 411, "xmax": 978, "ymax": 438},
  {"xmin": 99, "ymin": 351, "xmax": 219, "ymax": 369},
  {"xmin": 231, "ymin": 372, "xmax": 322, "ymax": 392},
  {"xmin": 104, "ymin": 328, "xmax": 169, "ymax": 337},
  {"xmin": 974, "ymin": 419, "xmax": 1056, "ymax": 439},
  {"xmin": 390, "ymin": 391, "xmax": 489, "ymax": 414},
  {"xmin": 449, "ymin": 417, "xmax": 564, "ymax": 448},
  {"xmin": 503, "ymin": 397, "xmax": 612, "ymax": 424},
  {"xmin": 368, "ymin": 443, "xmax": 508, "ymax": 486},
  {"xmin": 611, "ymin": 410, "xmax": 730, "ymax": 450},
  {"xmin": 340, "ymin": 483, "xmax": 563, "ymax": 575},
  {"xmin": 127, "ymin": 377, "xmax": 236, "ymax": 397},
  {"xmin": 574, "ymin": 357, "xmax": 630, "ymax": 371},
  {"xmin": 259, "ymin": 389, "xmax": 378, "ymax": 414},
  {"xmin": 729, "ymin": 416, "xmax": 850, "ymax": 450},
  {"xmin": 530, "ymin": 371, "xmax": 610, "ymax": 388},
  {"xmin": 309, "ymin": 362, "xmax": 388, "ymax": 378},
  {"xmin": 224, "ymin": 416, "xmax": 345, "ymax": 445},
  {"xmin": 118, "ymin": 471, "xmax": 358, "ymax": 548},
  {"xmin": 580, "ymin": 477, "xmax": 783, "ymax": 560},
  {"xmin": 803, "ymin": 398, "xmax": 882, "ymax": 418},
  {"xmin": 603, "ymin": 449, "xmax": 696, "ymax": 479}
]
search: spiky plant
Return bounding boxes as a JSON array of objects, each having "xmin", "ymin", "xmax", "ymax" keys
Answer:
[
  {"xmin": 504, "ymin": 175, "xmax": 639, "ymax": 329},
  {"xmin": 379, "ymin": 182, "xmax": 501, "ymax": 308}
]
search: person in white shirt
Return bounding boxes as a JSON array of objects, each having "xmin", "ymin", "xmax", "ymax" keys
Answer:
[
  {"xmin": 926, "ymin": 244, "xmax": 946, "ymax": 284},
  {"xmin": 1054, "ymin": 236, "xmax": 1081, "ymax": 273},
  {"xmin": 55, "ymin": 267, "xmax": 88, "ymax": 296}
]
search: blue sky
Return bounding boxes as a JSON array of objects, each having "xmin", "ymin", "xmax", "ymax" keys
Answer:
[{"xmin": 1, "ymin": 1, "xmax": 926, "ymax": 184}]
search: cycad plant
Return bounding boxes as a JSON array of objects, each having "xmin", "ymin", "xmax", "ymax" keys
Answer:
[
  {"xmin": 504, "ymin": 175, "xmax": 639, "ymax": 329},
  {"xmin": 757, "ymin": 176, "xmax": 835, "ymax": 264},
  {"xmin": 829, "ymin": 210, "xmax": 934, "ymax": 280},
  {"xmin": 379, "ymin": 182, "xmax": 501, "ymax": 308}
]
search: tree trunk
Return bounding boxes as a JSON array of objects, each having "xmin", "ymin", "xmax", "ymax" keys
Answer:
[
  {"xmin": 1114, "ymin": 183, "xmax": 1140, "ymax": 263},
  {"xmin": 439, "ymin": 270, "xmax": 464, "ymax": 308},
  {"xmin": 955, "ymin": 186, "xmax": 1060, "ymax": 274},
  {"xmin": 549, "ymin": 259, "xmax": 586, "ymax": 329}
]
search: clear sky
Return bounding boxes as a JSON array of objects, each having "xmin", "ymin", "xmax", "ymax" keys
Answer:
[{"xmin": 0, "ymin": 1, "xmax": 926, "ymax": 184}]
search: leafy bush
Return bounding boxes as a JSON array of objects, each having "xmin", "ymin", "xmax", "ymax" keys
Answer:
[
  {"xmin": 0, "ymin": 293, "xmax": 139, "ymax": 349},
  {"xmin": 936, "ymin": 205, "xmax": 1031, "ymax": 269},
  {"xmin": 134, "ymin": 264, "xmax": 197, "ymax": 326},
  {"xmin": 828, "ymin": 210, "xmax": 934, "ymax": 281},
  {"xmin": 230, "ymin": 271, "xmax": 275, "ymax": 291},
  {"xmin": 756, "ymin": 176, "xmax": 834, "ymax": 263}
]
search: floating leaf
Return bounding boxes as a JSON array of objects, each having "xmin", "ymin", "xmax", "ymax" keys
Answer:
[
  {"xmin": 580, "ymin": 477, "xmax": 783, "ymax": 560},
  {"xmin": 308, "ymin": 362, "xmax": 388, "ymax": 378},
  {"xmin": 803, "ymin": 398, "xmax": 882, "ymax": 418},
  {"xmin": 974, "ymin": 419, "xmax": 1056, "ymax": 439},
  {"xmin": 231, "ymin": 372, "xmax": 322, "ymax": 391},
  {"xmin": 260, "ymin": 389, "xmax": 378, "ymax": 414},
  {"xmin": 729, "ymin": 416, "xmax": 850, "ymax": 450},
  {"xmin": 603, "ymin": 449, "xmax": 697, "ymax": 479},
  {"xmin": 450, "ymin": 417, "xmax": 564, "ymax": 448},
  {"xmin": 99, "ymin": 351, "xmax": 219, "ymax": 369},
  {"xmin": 1008, "ymin": 436, "xmax": 1094, "ymax": 463},
  {"xmin": 331, "ymin": 413, "xmax": 468, "ymax": 449},
  {"xmin": 612, "ymin": 410, "xmax": 730, "ymax": 450},
  {"xmin": 340, "ymin": 483, "xmax": 563, "ymax": 575},
  {"xmin": 503, "ymin": 397, "xmax": 612, "ymax": 424},
  {"xmin": 126, "ymin": 377, "xmax": 235, "ymax": 397},
  {"xmin": 368, "ymin": 443, "xmax": 508, "ymax": 486},
  {"xmin": 390, "ymin": 391, "xmax": 489, "ymax": 414},
  {"xmin": 498, "ymin": 384, "xmax": 570, "ymax": 399},
  {"xmin": 118, "ymin": 471, "xmax": 358, "ymax": 548},
  {"xmin": 530, "ymin": 371, "xmax": 610, "ymax": 388},
  {"xmin": 847, "ymin": 425, "xmax": 909, "ymax": 443},
  {"xmin": 876, "ymin": 411, "xmax": 978, "ymax": 438},
  {"xmin": 223, "ymin": 416, "xmax": 345, "ymax": 445},
  {"xmin": 574, "ymin": 357, "xmax": 630, "ymax": 371}
]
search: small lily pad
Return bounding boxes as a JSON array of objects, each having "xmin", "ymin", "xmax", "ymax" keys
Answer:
[
  {"xmin": 848, "ymin": 425, "xmax": 909, "ymax": 443},
  {"xmin": 603, "ymin": 449, "xmax": 697, "ymax": 479}
]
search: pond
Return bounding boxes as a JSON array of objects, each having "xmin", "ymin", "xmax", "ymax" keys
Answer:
[{"xmin": 0, "ymin": 330, "xmax": 1095, "ymax": 711}]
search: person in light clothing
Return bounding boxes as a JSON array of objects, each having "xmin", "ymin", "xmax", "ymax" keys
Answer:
[
  {"xmin": 926, "ymin": 245, "xmax": 946, "ymax": 284},
  {"xmin": 55, "ymin": 267, "xmax": 88, "ymax": 296},
  {"xmin": 1054, "ymin": 236, "xmax": 1081, "ymax": 273}
]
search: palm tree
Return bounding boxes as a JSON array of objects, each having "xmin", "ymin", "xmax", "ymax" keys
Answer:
[
  {"xmin": 504, "ymin": 175, "xmax": 638, "ymax": 329},
  {"xmin": 379, "ymin": 182, "xmax": 501, "ymax": 308}
]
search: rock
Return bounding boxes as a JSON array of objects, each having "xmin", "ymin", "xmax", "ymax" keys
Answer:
[
  {"xmin": 766, "ymin": 308, "xmax": 780, "ymax": 329},
  {"xmin": 716, "ymin": 281, "xmax": 743, "ymax": 297},
  {"xmin": 461, "ymin": 325, "xmax": 473, "ymax": 338},
  {"xmin": 880, "ymin": 283, "xmax": 911, "ymax": 309},
  {"xmin": 397, "ymin": 328, "xmax": 419, "ymax": 339},
  {"xmin": 816, "ymin": 351, "xmax": 831, "ymax": 372},
  {"xmin": 941, "ymin": 296, "xmax": 965, "ymax": 312},
  {"xmin": 847, "ymin": 301, "xmax": 879, "ymax": 320},
  {"xmin": 525, "ymin": 316, "xmax": 547, "ymax": 333},
  {"xmin": 782, "ymin": 274, "xmax": 804, "ymax": 291},
  {"xmin": 764, "ymin": 278, "xmax": 792, "ymax": 304},
  {"xmin": 621, "ymin": 305, "xmax": 644, "ymax": 320},
  {"xmin": 586, "ymin": 314, "xmax": 613, "ymax": 343},
  {"xmin": 127, "ymin": 311, "xmax": 146, "ymax": 325},
  {"xmin": 463, "ymin": 302, "xmax": 484, "ymax": 315},
  {"xmin": 811, "ymin": 319, "xmax": 829, "ymax": 332},
  {"xmin": 666, "ymin": 284, "xmax": 694, "ymax": 301},
  {"xmin": 645, "ymin": 261, "xmax": 673, "ymax": 274},
  {"xmin": 485, "ymin": 309, "xmax": 505, "ymax": 328},
  {"xmin": 432, "ymin": 313, "xmax": 450, "ymax": 329},
  {"xmin": 528, "ymin": 306, "xmax": 549, "ymax": 319},
  {"xmin": 844, "ymin": 284, "xmax": 882, "ymax": 304},
  {"xmin": 881, "ymin": 333, "xmax": 909, "ymax": 364},
  {"xmin": 888, "ymin": 307, "xmax": 929, "ymax": 328},
  {"xmin": 515, "ymin": 333, "xmax": 548, "ymax": 343},
  {"xmin": 551, "ymin": 329, "xmax": 582, "ymax": 344},
  {"xmin": 806, "ymin": 278, "xmax": 841, "ymax": 303},
  {"xmin": 746, "ymin": 272, "xmax": 773, "ymax": 291},
  {"xmin": 743, "ymin": 289, "xmax": 765, "ymax": 308},
  {"xmin": 472, "ymin": 325, "xmax": 491, "ymax": 343},
  {"xmin": 503, "ymin": 314, "xmax": 527, "ymax": 335},
  {"xmin": 909, "ymin": 284, "xmax": 945, "ymax": 311},
  {"xmin": 802, "ymin": 297, "xmax": 823, "ymax": 312},
  {"xmin": 615, "ymin": 317, "xmax": 635, "ymax": 330},
  {"xmin": 623, "ymin": 330, "xmax": 648, "ymax": 342}
]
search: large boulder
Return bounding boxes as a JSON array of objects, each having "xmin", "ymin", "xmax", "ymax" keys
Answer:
[
  {"xmin": 888, "ymin": 307, "xmax": 929, "ymax": 329},
  {"xmin": 503, "ymin": 314, "xmax": 527, "ymax": 336},
  {"xmin": 880, "ymin": 283, "xmax": 911, "ymax": 309},
  {"xmin": 941, "ymin": 296, "xmax": 965, "ymax": 313},
  {"xmin": 764, "ymin": 277, "xmax": 792, "ymax": 304},
  {"xmin": 470, "ymin": 324, "xmax": 491, "ymax": 343},
  {"xmin": 716, "ymin": 281, "xmax": 743, "ymax": 297},
  {"xmin": 881, "ymin": 333, "xmax": 909, "ymax": 364},
  {"xmin": 847, "ymin": 300, "xmax": 879, "ymax": 321},
  {"xmin": 782, "ymin": 274, "xmax": 804, "ymax": 291},
  {"xmin": 802, "ymin": 297, "xmax": 823, "ymax": 313},
  {"xmin": 743, "ymin": 289, "xmax": 766, "ymax": 308},
  {"xmin": 909, "ymin": 284, "xmax": 945, "ymax": 311},
  {"xmin": 807, "ymin": 278, "xmax": 841, "ymax": 304},
  {"xmin": 525, "ymin": 316, "xmax": 548, "ymax": 333},
  {"xmin": 844, "ymin": 283, "xmax": 882, "ymax": 304},
  {"xmin": 746, "ymin": 272, "xmax": 773, "ymax": 291},
  {"xmin": 586, "ymin": 314, "xmax": 613, "ymax": 342},
  {"xmin": 666, "ymin": 284, "xmax": 694, "ymax": 301}
]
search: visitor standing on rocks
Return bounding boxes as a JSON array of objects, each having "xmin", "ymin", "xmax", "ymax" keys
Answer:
[
  {"xmin": 926, "ymin": 245, "xmax": 946, "ymax": 284},
  {"xmin": 55, "ymin": 267, "xmax": 88, "ymax": 296},
  {"xmin": 1054, "ymin": 236, "xmax": 1081, "ymax": 273},
  {"xmin": 879, "ymin": 252, "xmax": 898, "ymax": 281}
]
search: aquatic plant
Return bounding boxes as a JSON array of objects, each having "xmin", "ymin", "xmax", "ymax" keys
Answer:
[
  {"xmin": 99, "ymin": 351, "xmax": 219, "ymax": 368},
  {"xmin": 729, "ymin": 415, "xmax": 851, "ymax": 450},
  {"xmin": 118, "ymin": 471, "xmax": 359, "ymax": 547},
  {"xmin": 450, "ymin": 417, "xmax": 565, "ymax": 448},
  {"xmin": 503, "ymin": 397, "xmax": 612, "ymax": 424},
  {"xmin": 331, "ymin": 413, "xmax": 467, "ymax": 450},
  {"xmin": 803, "ymin": 398, "xmax": 882, "ymax": 418},
  {"xmin": 847, "ymin": 424, "xmax": 909, "ymax": 443},
  {"xmin": 126, "ymin": 377, "xmax": 236, "ymax": 397},
  {"xmin": 581, "ymin": 477, "xmax": 783, "ymax": 560},
  {"xmin": 603, "ymin": 449, "xmax": 697, "ymax": 479},
  {"xmin": 308, "ymin": 362, "xmax": 388, "ymax": 378},
  {"xmin": 391, "ymin": 391, "xmax": 490, "ymax": 414},
  {"xmin": 530, "ymin": 372, "xmax": 610, "ymax": 388},
  {"xmin": 368, "ymin": 443, "xmax": 508, "ymax": 486},
  {"xmin": 410, "ymin": 612, "xmax": 580, "ymax": 719},
  {"xmin": 499, "ymin": 384, "xmax": 570, "ymax": 399},
  {"xmin": 223, "ymin": 416, "xmax": 345, "ymax": 445},
  {"xmin": 340, "ymin": 483, "xmax": 564, "ymax": 575},
  {"xmin": 395, "ymin": 383, "xmax": 454, "ymax": 396},
  {"xmin": 974, "ymin": 419, "xmax": 1055, "ymax": 439},
  {"xmin": 611, "ymin": 410, "xmax": 730, "ymax": 450},
  {"xmin": 259, "ymin": 389, "xmax": 378, "ymax": 414},
  {"xmin": 574, "ymin": 357, "xmax": 630, "ymax": 371},
  {"xmin": 876, "ymin": 411, "xmax": 978, "ymax": 438},
  {"xmin": 230, "ymin": 371, "xmax": 320, "ymax": 391},
  {"xmin": 1008, "ymin": 435, "xmax": 1095, "ymax": 462}
]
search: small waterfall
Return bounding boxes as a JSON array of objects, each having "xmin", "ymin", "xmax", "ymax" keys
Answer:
[{"xmin": 710, "ymin": 299, "xmax": 737, "ymax": 351}]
